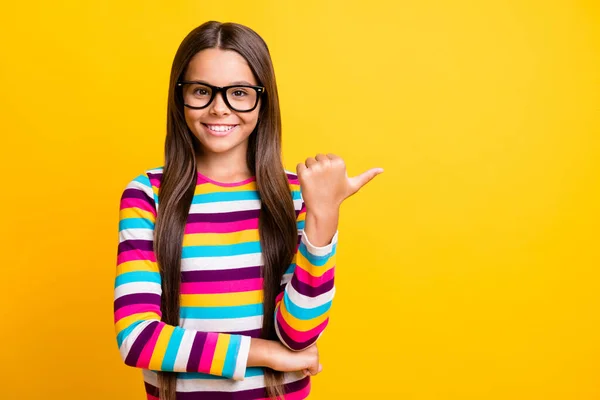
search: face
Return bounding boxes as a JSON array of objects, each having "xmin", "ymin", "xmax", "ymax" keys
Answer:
[{"xmin": 182, "ymin": 48, "xmax": 261, "ymax": 156}]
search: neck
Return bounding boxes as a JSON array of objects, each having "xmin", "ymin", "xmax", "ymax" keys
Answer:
[{"xmin": 196, "ymin": 147, "xmax": 253, "ymax": 182}]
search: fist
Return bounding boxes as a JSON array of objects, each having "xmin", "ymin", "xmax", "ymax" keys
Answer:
[{"xmin": 296, "ymin": 153, "xmax": 383, "ymax": 213}]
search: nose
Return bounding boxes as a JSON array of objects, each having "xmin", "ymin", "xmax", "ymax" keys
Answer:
[{"xmin": 209, "ymin": 90, "xmax": 231, "ymax": 116}]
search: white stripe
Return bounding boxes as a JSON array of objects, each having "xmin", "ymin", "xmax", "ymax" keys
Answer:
[
  {"xmin": 232, "ymin": 335, "xmax": 251, "ymax": 380},
  {"xmin": 126, "ymin": 178, "xmax": 154, "ymax": 195},
  {"xmin": 285, "ymin": 283, "xmax": 335, "ymax": 309},
  {"xmin": 119, "ymin": 228, "xmax": 154, "ymax": 242},
  {"xmin": 181, "ymin": 253, "xmax": 263, "ymax": 271},
  {"xmin": 114, "ymin": 282, "xmax": 161, "ymax": 300},
  {"xmin": 189, "ymin": 200, "xmax": 260, "ymax": 214},
  {"xmin": 301, "ymin": 229, "xmax": 339, "ymax": 256},
  {"xmin": 142, "ymin": 369, "xmax": 306, "ymax": 392},
  {"xmin": 146, "ymin": 167, "xmax": 163, "ymax": 174},
  {"xmin": 179, "ymin": 315, "xmax": 263, "ymax": 332},
  {"xmin": 173, "ymin": 329, "xmax": 195, "ymax": 371}
]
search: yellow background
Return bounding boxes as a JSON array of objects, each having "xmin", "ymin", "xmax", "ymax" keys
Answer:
[{"xmin": 1, "ymin": 1, "xmax": 598, "ymax": 399}]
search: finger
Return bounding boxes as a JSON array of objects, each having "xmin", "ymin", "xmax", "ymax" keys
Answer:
[
  {"xmin": 305, "ymin": 157, "xmax": 317, "ymax": 168},
  {"xmin": 307, "ymin": 362, "xmax": 321, "ymax": 376},
  {"xmin": 326, "ymin": 153, "xmax": 341, "ymax": 161},
  {"xmin": 348, "ymin": 168, "xmax": 384, "ymax": 192},
  {"xmin": 315, "ymin": 153, "xmax": 331, "ymax": 164},
  {"xmin": 296, "ymin": 163, "xmax": 307, "ymax": 175}
]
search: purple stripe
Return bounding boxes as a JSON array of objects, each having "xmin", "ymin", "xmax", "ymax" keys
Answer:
[
  {"xmin": 186, "ymin": 332, "xmax": 207, "ymax": 372},
  {"xmin": 277, "ymin": 318, "xmax": 322, "ymax": 351},
  {"xmin": 142, "ymin": 374, "xmax": 310, "ymax": 399},
  {"xmin": 144, "ymin": 381, "xmax": 159, "ymax": 397},
  {"xmin": 291, "ymin": 274, "xmax": 335, "ymax": 297},
  {"xmin": 117, "ymin": 239, "xmax": 154, "ymax": 254},
  {"xmin": 122, "ymin": 188, "xmax": 153, "ymax": 202},
  {"xmin": 114, "ymin": 293, "xmax": 161, "ymax": 311},
  {"xmin": 124, "ymin": 321, "xmax": 158, "ymax": 366},
  {"xmin": 187, "ymin": 209, "xmax": 259, "ymax": 223},
  {"xmin": 220, "ymin": 328, "xmax": 262, "ymax": 337},
  {"xmin": 146, "ymin": 171, "xmax": 163, "ymax": 180},
  {"xmin": 181, "ymin": 266, "xmax": 262, "ymax": 282}
]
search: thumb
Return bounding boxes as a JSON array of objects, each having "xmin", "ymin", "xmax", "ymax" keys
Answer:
[{"xmin": 348, "ymin": 168, "xmax": 384, "ymax": 193}]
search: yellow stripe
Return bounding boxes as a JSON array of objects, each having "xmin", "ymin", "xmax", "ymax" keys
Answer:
[
  {"xmin": 148, "ymin": 325, "xmax": 174, "ymax": 370},
  {"xmin": 183, "ymin": 230, "xmax": 259, "ymax": 246},
  {"xmin": 278, "ymin": 302, "xmax": 329, "ymax": 332},
  {"xmin": 195, "ymin": 181, "xmax": 257, "ymax": 194},
  {"xmin": 289, "ymin": 183, "xmax": 300, "ymax": 191},
  {"xmin": 294, "ymin": 250, "xmax": 336, "ymax": 277},
  {"xmin": 181, "ymin": 290, "xmax": 263, "ymax": 307},
  {"xmin": 115, "ymin": 312, "xmax": 160, "ymax": 335},
  {"xmin": 297, "ymin": 210, "xmax": 306, "ymax": 222},
  {"xmin": 117, "ymin": 259, "xmax": 159, "ymax": 274},
  {"xmin": 120, "ymin": 207, "xmax": 155, "ymax": 221},
  {"xmin": 209, "ymin": 334, "xmax": 230, "ymax": 376}
]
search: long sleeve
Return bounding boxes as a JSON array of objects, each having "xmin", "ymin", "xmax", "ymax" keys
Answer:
[
  {"xmin": 274, "ymin": 183, "xmax": 338, "ymax": 351},
  {"xmin": 114, "ymin": 173, "xmax": 251, "ymax": 380}
]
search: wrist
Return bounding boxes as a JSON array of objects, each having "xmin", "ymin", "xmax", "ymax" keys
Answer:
[{"xmin": 247, "ymin": 338, "xmax": 276, "ymax": 369}]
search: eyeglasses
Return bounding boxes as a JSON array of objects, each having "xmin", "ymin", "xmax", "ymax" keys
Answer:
[{"xmin": 176, "ymin": 81, "xmax": 265, "ymax": 112}]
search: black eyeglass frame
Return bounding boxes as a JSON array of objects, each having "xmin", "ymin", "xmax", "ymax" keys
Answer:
[{"xmin": 176, "ymin": 81, "xmax": 265, "ymax": 112}]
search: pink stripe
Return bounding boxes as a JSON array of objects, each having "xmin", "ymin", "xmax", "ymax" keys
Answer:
[
  {"xmin": 137, "ymin": 323, "xmax": 165, "ymax": 368},
  {"xmin": 117, "ymin": 249, "xmax": 156, "ymax": 264},
  {"xmin": 257, "ymin": 378, "xmax": 311, "ymax": 400},
  {"xmin": 149, "ymin": 178, "xmax": 161, "ymax": 188},
  {"xmin": 198, "ymin": 332, "xmax": 219, "ymax": 373},
  {"xmin": 181, "ymin": 278, "xmax": 263, "ymax": 294},
  {"xmin": 147, "ymin": 395, "xmax": 159, "ymax": 400},
  {"xmin": 114, "ymin": 303, "xmax": 161, "ymax": 323},
  {"xmin": 120, "ymin": 198, "xmax": 156, "ymax": 216},
  {"xmin": 276, "ymin": 307, "xmax": 329, "ymax": 343},
  {"xmin": 294, "ymin": 265, "xmax": 335, "ymax": 287},
  {"xmin": 288, "ymin": 177, "xmax": 300, "ymax": 185},
  {"xmin": 185, "ymin": 219, "xmax": 258, "ymax": 234}
]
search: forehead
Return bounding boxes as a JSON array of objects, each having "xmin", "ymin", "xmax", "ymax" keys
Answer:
[{"xmin": 184, "ymin": 48, "xmax": 257, "ymax": 86}]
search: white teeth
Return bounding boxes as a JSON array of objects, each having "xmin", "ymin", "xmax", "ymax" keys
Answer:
[{"xmin": 207, "ymin": 125, "xmax": 236, "ymax": 132}]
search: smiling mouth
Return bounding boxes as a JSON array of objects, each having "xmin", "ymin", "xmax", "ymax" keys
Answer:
[{"xmin": 202, "ymin": 123, "xmax": 238, "ymax": 136}]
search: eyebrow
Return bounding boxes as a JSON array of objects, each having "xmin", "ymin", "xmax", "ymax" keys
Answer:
[{"xmin": 186, "ymin": 79, "xmax": 255, "ymax": 86}]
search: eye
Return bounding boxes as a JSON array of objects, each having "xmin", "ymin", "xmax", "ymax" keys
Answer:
[
  {"xmin": 193, "ymin": 88, "xmax": 210, "ymax": 96},
  {"xmin": 232, "ymin": 89, "xmax": 249, "ymax": 97}
]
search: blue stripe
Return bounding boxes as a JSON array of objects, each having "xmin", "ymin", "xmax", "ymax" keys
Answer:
[
  {"xmin": 180, "ymin": 304, "xmax": 263, "ymax": 319},
  {"xmin": 182, "ymin": 242, "xmax": 262, "ymax": 258},
  {"xmin": 284, "ymin": 262, "xmax": 296, "ymax": 275},
  {"xmin": 119, "ymin": 218, "xmax": 154, "ymax": 230},
  {"xmin": 161, "ymin": 326, "xmax": 185, "ymax": 371},
  {"xmin": 116, "ymin": 320, "xmax": 144, "ymax": 348},
  {"xmin": 298, "ymin": 241, "xmax": 336, "ymax": 266},
  {"xmin": 292, "ymin": 191, "xmax": 302, "ymax": 200},
  {"xmin": 178, "ymin": 367, "xmax": 264, "ymax": 380},
  {"xmin": 133, "ymin": 174, "xmax": 152, "ymax": 188},
  {"xmin": 283, "ymin": 296, "xmax": 333, "ymax": 320},
  {"xmin": 222, "ymin": 335, "xmax": 241, "ymax": 378},
  {"xmin": 297, "ymin": 220, "xmax": 305, "ymax": 230},
  {"xmin": 115, "ymin": 271, "xmax": 161, "ymax": 287},
  {"xmin": 192, "ymin": 191, "xmax": 260, "ymax": 204}
]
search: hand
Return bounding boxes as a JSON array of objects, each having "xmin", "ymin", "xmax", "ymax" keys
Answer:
[
  {"xmin": 296, "ymin": 153, "xmax": 383, "ymax": 214},
  {"xmin": 267, "ymin": 341, "xmax": 322, "ymax": 376}
]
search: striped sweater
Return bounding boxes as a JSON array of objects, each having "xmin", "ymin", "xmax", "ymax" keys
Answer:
[{"xmin": 114, "ymin": 166, "xmax": 338, "ymax": 399}]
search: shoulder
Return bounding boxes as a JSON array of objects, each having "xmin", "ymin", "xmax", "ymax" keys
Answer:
[{"xmin": 121, "ymin": 166, "xmax": 163, "ymax": 205}]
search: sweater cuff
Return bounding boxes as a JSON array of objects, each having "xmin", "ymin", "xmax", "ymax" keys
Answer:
[{"xmin": 232, "ymin": 335, "xmax": 251, "ymax": 381}]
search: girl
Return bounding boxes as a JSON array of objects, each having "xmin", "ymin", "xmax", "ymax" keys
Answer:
[{"xmin": 114, "ymin": 21, "xmax": 382, "ymax": 400}]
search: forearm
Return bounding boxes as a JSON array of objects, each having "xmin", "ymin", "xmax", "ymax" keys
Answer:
[
  {"xmin": 303, "ymin": 208, "xmax": 339, "ymax": 247},
  {"xmin": 247, "ymin": 337, "xmax": 275, "ymax": 368}
]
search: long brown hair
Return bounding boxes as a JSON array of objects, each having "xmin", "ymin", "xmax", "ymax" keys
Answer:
[{"xmin": 153, "ymin": 21, "xmax": 297, "ymax": 400}]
